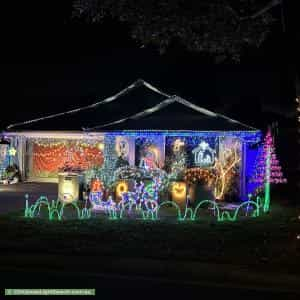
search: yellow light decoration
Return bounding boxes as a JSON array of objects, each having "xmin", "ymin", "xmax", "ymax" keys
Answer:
[
  {"xmin": 184, "ymin": 168, "xmax": 215, "ymax": 187},
  {"xmin": 171, "ymin": 181, "xmax": 187, "ymax": 207},
  {"xmin": 173, "ymin": 138, "xmax": 185, "ymax": 152},
  {"xmin": 8, "ymin": 147, "xmax": 17, "ymax": 156},
  {"xmin": 97, "ymin": 143, "xmax": 104, "ymax": 151},
  {"xmin": 58, "ymin": 173, "xmax": 80, "ymax": 203},
  {"xmin": 116, "ymin": 181, "xmax": 129, "ymax": 200}
]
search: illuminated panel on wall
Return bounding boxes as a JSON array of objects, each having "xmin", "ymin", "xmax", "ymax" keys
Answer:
[
  {"xmin": 30, "ymin": 140, "xmax": 104, "ymax": 178},
  {"xmin": 245, "ymin": 143, "xmax": 261, "ymax": 196}
]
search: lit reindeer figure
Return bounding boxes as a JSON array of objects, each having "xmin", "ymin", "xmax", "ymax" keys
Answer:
[
  {"xmin": 141, "ymin": 177, "xmax": 161, "ymax": 213},
  {"xmin": 119, "ymin": 180, "xmax": 145, "ymax": 212}
]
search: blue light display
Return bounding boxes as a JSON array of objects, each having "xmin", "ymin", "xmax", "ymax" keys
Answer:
[
  {"xmin": 245, "ymin": 143, "xmax": 262, "ymax": 197},
  {"xmin": 103, "ymin": 130, "xmax": 261, "ymax": 143},
  {"xmin": 165, "ymin": 136, "xmax": 218, "ymax": 168}
]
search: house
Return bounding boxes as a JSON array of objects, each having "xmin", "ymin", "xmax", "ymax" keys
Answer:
[{"xmin": 1, "ymin": 79, "xmax": 261, "ymax": 201}]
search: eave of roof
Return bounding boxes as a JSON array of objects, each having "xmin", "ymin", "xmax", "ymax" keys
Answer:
[
  {"xmin": 5, "ymin": 79, "xmax": 258, "ymax": 132},
  {"xmin": 85, "ymin": 95, "xmax": 257, "ymax": 131}
]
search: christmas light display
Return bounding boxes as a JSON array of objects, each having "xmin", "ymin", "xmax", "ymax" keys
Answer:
[
  {"xmin": 58, "ymin": 173, "xmax": 82, "ymax": 203},
  {"xmin": 0, "ymin": 143, "xmax": 10, "ymax": 177},
  {"xmin": 113, "ymin": 166, "xmax": 169, "ymax": 193},
  {"xmin": 171, "ymin": 182, "xmax": 187, "ymax": 207},
  {"xmin": 250, "ymin": 129, "xmax": 287, "ymax": 212},
  {"xmin": 90, "ymin": 178, "xmax": 103, "ymax": 192},
  {"xmin": 144, "ymin": 177, "xmax": 161, "ymax": 202},
  {"xmin": 8, "ymin": 147, "xmax": 17, "ymax": 157},
  {"xmin": 136, "ymin": 136, "xmax": 164, "ymax": 169},
  {"xmin": 192, "ymin": 140, "xmax": 215, "ymax": 167},
  {"xmin": 88, "ymin": 191, "xmax": 104, "ymax": 209},
  {"xmin": 183, "ymin": 140, "xmax": 241, "ymax": 200},
  {"xmin": 213, "ymin": 141, "xmax": 241, "ymax": 200},
  {"xmin": 184, "ymin": 168, "xmax": 215, "ymax": 187},
  {"xmin": 89, "ymin": 193, "xmax": 115, "ymax": 211},
  {"xmin": 24, "ymin": 194, "xmax": 91, "ymax": 221},
  {"xmin": 116, "ymin": 181, "xmax": 129, "ymax": 200},
  {"xmin": 31, "ymin": 140, "xmax": 103, "ymax": 178},
  {"xmin": 101, "ymin": 135, "xmax": 118, "ymax": 187},
  {"xmin": 25, "ymin": 192, "xmax": 261, "ymax": 222}
]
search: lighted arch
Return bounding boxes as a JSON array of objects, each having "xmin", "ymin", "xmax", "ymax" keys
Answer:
[
  {"xmin": 220, "ymin": 201, "xmax": 260, "ymax": 222},
  {"xmin": 59, "ymin": 202, "xmax": 81, "ymax": 220},
  {"xmin": 29, "ymin": 196, "xmax": 51, "ymax": 218},
  {"xmin": 156, "ymin": 201, "xmax": 182, "ymax": 220},
  {"xmin": 193, "ymin": 200, "xmax": 220, "ymax": 221}
]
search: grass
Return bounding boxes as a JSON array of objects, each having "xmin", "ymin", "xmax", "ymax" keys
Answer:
[{"xmin": 1, "ymin": 202, "xmax": 300, "ymax": 279}]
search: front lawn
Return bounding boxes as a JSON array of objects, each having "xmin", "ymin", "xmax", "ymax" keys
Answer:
[{"xmin": 0, "ymin": 203, "xmax": 300, "ymax": 277}]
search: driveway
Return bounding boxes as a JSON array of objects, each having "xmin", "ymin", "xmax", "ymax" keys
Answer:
[{"xmin": 0, "ymin": 183, "xmax": 58, "ymax": 214}]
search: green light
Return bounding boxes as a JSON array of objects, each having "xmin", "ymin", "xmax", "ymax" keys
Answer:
[
  {"xmin": 24, "ymin": 195, "xmax": 92, "ymax": 221},
  {"xmin": 264, "ymin": 146, "xmax": 271, "ymax": 213},
  {"xmin": 25, "ymin": 194, "xmax": 263, "ymax": 223}
]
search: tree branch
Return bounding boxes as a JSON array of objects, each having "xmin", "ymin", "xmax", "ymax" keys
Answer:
[{"xmin": 240, "ymin": 0, "xmax": 282, "ymax": 21}]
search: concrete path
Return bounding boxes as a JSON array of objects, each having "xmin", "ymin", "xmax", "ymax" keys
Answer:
[{"xmin": 0, "ymin": 183, "xmax": 57, "ymax": 214}]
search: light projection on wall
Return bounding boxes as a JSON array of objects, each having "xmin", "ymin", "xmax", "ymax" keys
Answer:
[
  {"xmin": 31, "ymin": 140, "xmax": 104, "ymax": 178},
  {"xmin": 136, "ymin": 136, "xmax": 164, "ymax": 170},
  {"xmin": 168, "ymin": 138, "xmax": 187, "ymax": 179},
  {"xmin": 0, "ymin": 144, "xmax": 9, "ymax": 169},
  {"xmin": 139, "ymin": 145, "xmax": 161, "ymax": 169},
  {"xmin": 192, "ymin": 140, "xmax": 215, "ymax": 167},
  {"xmin": 115, "ymin": 136, "xmax": 130, "ymax": 169}
]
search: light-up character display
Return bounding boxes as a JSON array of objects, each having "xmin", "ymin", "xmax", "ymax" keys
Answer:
[
  {"xmin": 139, "ymin": 146, "xmax": 160, "ymax": 169},
  {"xmin": 115, "ymin": 138, "xmax": 130, "ymax": 169}
]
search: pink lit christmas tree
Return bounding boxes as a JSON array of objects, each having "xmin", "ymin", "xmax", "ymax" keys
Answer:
[{"xmin": 251, "ymin": 129, "xmax": 287, "ymax": 212}]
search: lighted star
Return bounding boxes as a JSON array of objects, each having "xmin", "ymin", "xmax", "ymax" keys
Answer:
[
  {"xmin": 8, "ymin": 147, "xmax": 17, "ymax": 156},
  {"xmin": 199, "ymin": 141, "xmax": 209, "ymax": 150}
]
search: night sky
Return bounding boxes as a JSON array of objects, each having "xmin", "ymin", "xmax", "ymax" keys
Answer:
[{"xmin": 0, "ymin": 1, "xmax": 297, "ymax": 133}]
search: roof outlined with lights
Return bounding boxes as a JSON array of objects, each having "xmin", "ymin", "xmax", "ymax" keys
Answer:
[{"xmin": 6, "ymin": 79, "xmax": 258, "ymax": 132}]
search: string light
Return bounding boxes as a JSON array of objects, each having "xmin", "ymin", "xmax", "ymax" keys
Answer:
[
  {"xmin": 250, "ymin": 129, "xmax": 287, "ymax": 212},
  {"xmin": 31, "ymin": 140, "xmax": 104, "ymax": 177},
  {"xmin": 183, "ymin": 140, "xmax": 241, "ymax": 200},
  {"xmin": 8, "ymin": 147, "xmax": 17, "ymax": 156},
  {"xmin": 24, "ymin": 193, "xmax": 261, "ymax": 222}
]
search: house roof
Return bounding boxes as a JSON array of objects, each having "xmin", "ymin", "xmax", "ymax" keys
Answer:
[{"xmin": 5, "ymin": 79, "xmax": 258, "ymax": 132}]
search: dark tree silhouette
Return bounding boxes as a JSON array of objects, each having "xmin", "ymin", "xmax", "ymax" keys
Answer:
[{"xmin": 72, "ymin": 0, "xmax": 282, "ymax": 61}]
